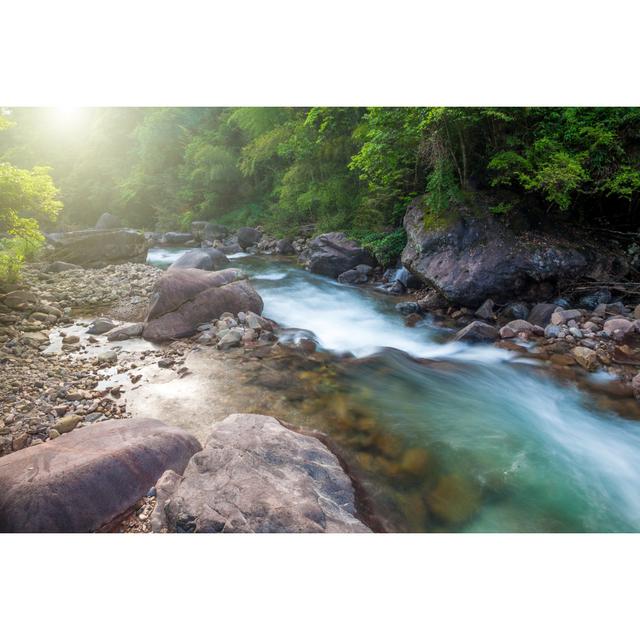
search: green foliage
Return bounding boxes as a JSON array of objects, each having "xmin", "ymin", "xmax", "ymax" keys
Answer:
[
  {"xmin": 350, "ymin": 228, "xmax": 407, "ymax": 267},
  {"xmin": 0, "ymin": 156, "xmax": 60, "ymax": 282},
  {"xmin": 0, "ymin": 235, "xmax": 44, "ymax": 282},
  {"xmin": 1, "ymin": 106, "xmax": 639, "ymax": 258},
  {"xmin": 489, "ymin": 202, "xmax": 514, "ymax": 216}
]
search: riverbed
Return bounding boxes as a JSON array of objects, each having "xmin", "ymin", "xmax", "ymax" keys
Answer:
[{"xmin": 146, "ymin": 247, "xmax": 640, "ymax": 532}]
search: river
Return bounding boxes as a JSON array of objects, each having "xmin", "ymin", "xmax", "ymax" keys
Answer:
[{"xmin": 147, "ymin": 247, "xmax": 640, "ymax": 532}]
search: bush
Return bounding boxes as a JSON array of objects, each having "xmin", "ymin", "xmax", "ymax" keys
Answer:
[
  {"xmin": 0, "ymin": 234, "xmax": 44, "ymax": 283},
  {"xmin": 350, "ymin": 228, "xmax": 407, "ymax": 267}
]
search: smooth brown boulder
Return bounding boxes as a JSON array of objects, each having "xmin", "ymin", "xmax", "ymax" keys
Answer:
[
  {"xmin": 151, "ymin": 414, "xmax": 371, "ymax": 533},
  {"xmin": 142, "ymin": 268, "xmax": 263, "ymax": 342},
  {"xmin": 0, "ymin": 418, "xmax": 200, "ymax": 533}
]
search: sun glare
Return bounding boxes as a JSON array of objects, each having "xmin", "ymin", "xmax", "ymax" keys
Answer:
[{"xmin": 52, "ymin": 106, "xmax": 87, "ymax": 128}]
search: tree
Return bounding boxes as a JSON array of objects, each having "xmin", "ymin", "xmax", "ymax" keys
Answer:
[{"xmin": 0, "ymin": 114, "xmax": 62, "ymax": 281}]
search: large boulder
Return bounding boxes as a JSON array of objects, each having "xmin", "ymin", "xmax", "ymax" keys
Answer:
[
  {"xmin": 47, "ymin": 229, "xmax": 148, "ymax": 267},
  {"xmin": 45, "ymin": 261, "xmax": 82, "ymax": 273},
  {"xmin": 95, "ymin": 211, "xmax": 123, "ymax": 230},
  {"xmin": 0, "ymin": 418, "xmax": 200, "ymax": 533},
  {"xmin": 218, "ymin": 243, "xmax": 243, "ymax": 255},
  {"xmin": 168, "ymin": 248, "xmax": 231, "ymax": 272},
  {"xmin": 142, "ymin": 268, "xmax": 263, "ymax": 341},
  {"xmin": 151, "ymin": 414, "xmax": 371, "ymax": 533},
  {"xmin": 306, "ymin": 232, "xmax": 375, "ymax": 278},
  {"xmin": 402, "ymin": 197, "xmax": 627, "ymax": 307},
  {"xmin": 162, "ymin": 232, "xmax": 193, "ymax": 245},
  {"xmin": 276, "ymin": 238, "xmax": 295, "ymax": 255},
  {"xmin": 144, "ymin": 231, "xmax": 164, "ymax": 247},
  {"xmin": 237, "ymin": 226, "xmax": 262, "ymax": 249},
  {"xmin": 204, "ymin": 223, "xmax": 229, "ymax": 243}
]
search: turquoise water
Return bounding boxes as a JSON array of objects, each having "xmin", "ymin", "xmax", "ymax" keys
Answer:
[{"xmin": 148, "ymin": 248, "xmax": 640, "ymax": 532}]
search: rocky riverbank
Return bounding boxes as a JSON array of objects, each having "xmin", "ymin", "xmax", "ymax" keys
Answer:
[
  {"xmin": 0, "ymin": 262, "xmax": 168, "ymax": 457},
  {"xmin": 4, "ymin": 207, "xmax": 640, "ymax": 533}
]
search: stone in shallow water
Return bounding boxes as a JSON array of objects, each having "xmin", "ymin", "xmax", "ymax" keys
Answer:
[
  {"xmin": 87, "ymin": 318, "xmax": 118, "ymax": 335},
  {"xmin": 426, "ymin": 475, "xmax": 482, "ymax": 525},
  {"xmin": 0, "ymin": 418, "xmax": 200, "ymax": 532},
  {"xmin": 106, "ymin": 322, "xmax": 144, "ymax": 341},
  {"xmin": 151, "ymin": 413, "xmax": 371, "ymax": 533}
]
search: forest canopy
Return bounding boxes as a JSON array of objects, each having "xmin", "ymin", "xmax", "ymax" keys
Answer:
[{"xmin": 1, "ymin": 107, "xmax": 639, "ymax": 244}]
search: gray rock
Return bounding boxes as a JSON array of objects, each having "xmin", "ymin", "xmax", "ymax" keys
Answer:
[
  {"xmin": 0, "ymin": 418, "xmax": 200, "ymax": 532},
  {"xmin": 87, "ymin": 318, "xmax": 118, "ymax": 335},
  {"xmin": 527, "ymin": 303, "xmax": 558, "ymax": 327},
  {"xmin": 475, "ymin": 299, "xmax": 494, "ymax": 320},
  {"xmin": 97, "ymin": 350, "xmax": 118, "ymax": 364},
  {"xmin": 417, "ymin": 289, "xmax": 448, "ymax": 310},
  {"xmin": 306, "ymin": 232, "xmax": 375, "ymax": 278},
  {"xmin": 237, "ymin": 227, "xmax": 262, "ymax": 249},
  {"xmin": 151, "ymin": 414, "xmax": 370, "ymax": 533},
  {"xmin": 162, "ymin": 232, "xmax": 194, "ymax": 245},
  {"xmin": 499, "ymin": 319, "xmax": 534, "ymax": 338},
  {"xmin": 106, "ymin": 322, "xmax": 144, "ymax": 341},
  {"xmin": 395, "ymin": 302, "xmax": 422, "ymax": 316},
  {"xmin": 338, "ymin": 269, "xmax": 368, "ymax": 285},
  {"xmin": 454, "ymin": 320, "xmax": 499, "ymax": 343},
  {"xmin": 45, "ymin": 261, "xmax": 82, "ymax": 273},
  {"xmin": 355, "ymin": 264, "xmax": 374, "ymax": 275},
  {"xmin": 217, "ymin": 329, "xmax": 243, "ymax": 349},
  {"xmin": 578, "ymin": 289, "xmax": 611, "ymax": 310},
  {"xmin": 203, "ymin": 223, "xmax": 229, "ymax": 242},
  {"xmin": 276, "ymin": 238, "xmax": 295, "ymax": 255},
  {"xmin": 501, "ymin": 302, "xmax": 529, "ymax": 320},
  {"xmin": 401, "ymin": 196, "xmax": 627, "ymax": 307},
  {"xmin": 218, "ymin": 243, "xmax": 243, "ymax": 255},
  {"xmin": 3, "ymin": 290, "xmax": 37, "ymax": 310},
  {"xmin": 544, "ymin": 324, "xmax": 562, "ymax": 339},
  {"xmin": 603, "ymin": 317, "xmax": 635, "ymax": 341},
  {"xmin": 47, "ymin": 229, "xmax": 148, "ymax": 267},
  {"xmin": 569, "ymin": 327, "xmax": 583, "ymax": 339},
  {"xmin": 551, "ymin": 309, "xmax": 583, "ymax": 325},
  {"xmin": 393, "ymin": 266, "xmax": 422, "ymax": 289},
  {"xmin": 168, "ymin": 248, "xmax": 230, "ymax": 272}
]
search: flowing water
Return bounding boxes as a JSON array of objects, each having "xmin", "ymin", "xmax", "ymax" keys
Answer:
[{"xmin": 147, "ymin": 247, "xmax": 640, "ymax": 532}]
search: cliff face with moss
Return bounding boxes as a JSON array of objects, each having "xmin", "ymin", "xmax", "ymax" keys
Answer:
[{"xmin": 401, "ymin": 194, "xmax": 629, "ymax": 306}]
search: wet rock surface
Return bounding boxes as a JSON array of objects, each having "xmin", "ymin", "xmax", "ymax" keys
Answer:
[{"xmin": 151, "ymin": 413, "xmax": 371, "ymax": 533}]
